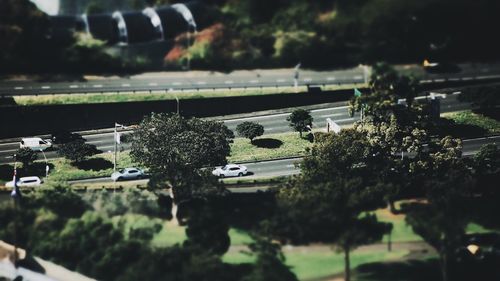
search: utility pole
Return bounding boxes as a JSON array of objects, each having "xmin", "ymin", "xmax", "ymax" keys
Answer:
[{"xmin": 294, "ymin": 63, "xmax": 301, "ymax": 91}]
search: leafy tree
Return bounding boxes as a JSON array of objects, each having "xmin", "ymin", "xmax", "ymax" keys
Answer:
[
  {"xmin": 236, "ymin": 121, "xmax": 264, "ymax": 144},
  {"xmin": 242, "ymin": 236, "xmax": 298, "ymax": 281},
  {"xmin": 130, "ymin": 113, "xmax": 234, "ymax": 189},
  {"xmin": 348, "ymin": 62, "xmax": 419, "ymax": 121},
  {"xmin": 265, "ymin": 130, "xmax": 391, "ymax": 281},
  {"xmin": 181, "ymin": 199, "xmax": 230, "ymax": 256},
  {"xmin": 57, "ymin": 139, "xmax": 99, "ymax": 164},
  {"xmin": 403, "ymin": 136, "xmax": 475, "ymax": 281},
  {"xmin": 15, "ymin": 147, "xmax": 37, "ymax": 169},
  {"xmin": 286, "ymin": 109, "xmax": 313, "ymax": 138}
]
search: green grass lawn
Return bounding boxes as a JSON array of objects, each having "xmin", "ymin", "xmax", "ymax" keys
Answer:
[
  {"xmin": 11, "ymin": 83, "xmax": 364, "ymax": 106},
  {"xmin": 442, "ymin": 110, "xmax": 500, "ymax": 137},
  {"xmin": 228, "ymin": 132, "xmax": 312, "ymax": 162}
]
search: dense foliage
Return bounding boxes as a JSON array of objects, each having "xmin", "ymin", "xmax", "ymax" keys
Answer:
[{"xmin": 236, "ymin": 121, "xmax": 265, "ymax": 144}]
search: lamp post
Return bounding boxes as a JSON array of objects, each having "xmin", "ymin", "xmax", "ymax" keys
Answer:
[
  {"xmin": 293, "ymin": 63, "xmax": 301, "ymax": 91},
  {"xmin": 11, "ymin": 154, "xmax": 20, "ymax": 265},
  {"xmin": 39, "ymin": 149, "xmax": 49, "ymax": 178}
]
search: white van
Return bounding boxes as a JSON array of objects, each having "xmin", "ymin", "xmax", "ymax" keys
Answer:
[{"xmin": 20, "ymin": 137, "xmax": 52, "ymax": 151}]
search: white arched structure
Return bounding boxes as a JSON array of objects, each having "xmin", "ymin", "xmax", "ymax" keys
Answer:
[
  {"xmin": 171, "ymin": 3, "xmax": 197, "ymax": 31},
  {"xmin": 112, "ymin": 11, "xmax": 128, "ymax": 44},
  {"xmin": 81, "ymin": 14, "xmax": 90, "ymax": 35},
  {"xmin": 142, "ymin": 7, "xmax": 164, "ymax": 40}
]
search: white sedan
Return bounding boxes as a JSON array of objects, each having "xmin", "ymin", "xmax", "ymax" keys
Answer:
[
  {"xmin": 212, "ymin": 164, "xmax": 248, "ymax": 178},
  {"xmin": 111, "ymin": 168, "xmax": 145, "ymax": 181},
  {"xmin": 5, "ymin": 176, "xmax": 42, "ymax": 188}
]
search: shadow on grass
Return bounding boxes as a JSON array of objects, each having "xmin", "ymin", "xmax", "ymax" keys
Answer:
[
  {"xmin": 475, "ymin": 108, "xmax": 500, "ymax": 121},
  {"xmin": 75, "ymin": 158, "xmax": 113, "ymax": 171},
  {"xmin": 0, "ymin": 97, "xmax": 16, "ymax": 106},
  {"xmin": 435, "ymin": 119, "xmax": 487, "ymax": 138},
  {"xmin": 253, "ymin": 138, "xmax": 283, "ymax": 149},
  {"xmin": 0, "ymin": 164, "xmax": 14, "ymax": 181},
  {"xmin": 354, "ymin": 258, "xmax": 441, "ymax": 281},
  {"xmin": 23, "ymin": 163, "xmax": 56, "ymax": 177}
]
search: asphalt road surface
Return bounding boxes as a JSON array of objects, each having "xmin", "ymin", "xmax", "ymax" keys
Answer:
[
  {"xmin": 2, "ymin": 63, "xmax": 500, "ymax": 96},
  {"xmin": 69, "ymin": 135, "xmax": 499, "ymax": 185},
  {"xmin": 0, "ymin": 91, "xmax": 478, "ymax": 164}
]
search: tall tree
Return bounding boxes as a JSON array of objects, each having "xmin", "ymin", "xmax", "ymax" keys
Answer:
[
  {"xmin": 264, "ymin": 130, "xmax": 391, "ymax": 281},
  {"xmin": 287, "ymin": 109, "xmax": 313, "ymax": 138},
  {"xmin": 131, "ymin": 113, "xmax": 234, "ymax": 186},
  {"xmin": 57, "ymin": 139, "xmax": 99, "ymax": 164},
  {"xmin": 15, "ymin": 147, "xmax": 38, "ymax": 169},
  {"xmin": 236, "ymin": 121, "xmax": 264, "ymax": 144}
]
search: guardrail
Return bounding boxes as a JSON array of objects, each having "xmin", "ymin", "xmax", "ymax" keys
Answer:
[{"xmin": 1, "ymin": 73, "xmax": 500, "ymax": 97}]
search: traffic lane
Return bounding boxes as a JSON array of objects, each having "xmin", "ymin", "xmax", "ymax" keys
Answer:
[{"xmin": 66, "ymin": 137, "xmax": 498, "ymax": 187}]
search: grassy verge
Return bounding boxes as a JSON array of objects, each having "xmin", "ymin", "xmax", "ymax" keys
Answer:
[
  {"xmin": 228, "ymin": 132, "xmax": 312, "ymax": 163},
  {"xmin": 12, "ymin": 83, "xmax": 364, "ymax": 106},
  {"xmin": 441, "ymin": 110, "xmax": 500, "ymax": 137}
]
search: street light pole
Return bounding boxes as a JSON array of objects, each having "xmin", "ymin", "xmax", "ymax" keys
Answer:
[
  {"xmin": 293, "ymin": 63, "xmax": 301, "ymax": 91},
  {"xmin": 39, "ymin": 149, "xmax": 49, "ymax": 177},
  {"xmin": 113, "ymin": 123, "xmax": 118, "ymax": 173}
]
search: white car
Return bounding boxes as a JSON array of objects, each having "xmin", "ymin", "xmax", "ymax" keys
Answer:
[
  {"xmin": 212, "ymin": 164, "xmax": 248, "ymax": 178},
  {"xmin": 111, "ymin": 168, "xmax": 145, "ymax": 181},
  {"xmin": 5, "ymin": 176, "xmax": 42, "ymax": 188},
  {"xmin": 20, "ymin": 137, "xmax": 52, "ymax": 151}
]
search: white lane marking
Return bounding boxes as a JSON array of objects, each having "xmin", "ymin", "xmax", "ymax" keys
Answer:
[
  {"xmin": 249, "ymin": 80, "xmax": 259, "ymax": 84},
  {"xmin": 448, "ymin": 78, "xmax": 460, "ymax": 81},
  {"xmin": 225, "ymin": 80, "xmax": 234, "ymax": 84},
  {"xmin": 462, "ymin": 136, "xmax": 500, "ymax": 142},
  {"xmin": 286, "ymin": 164, "xmax": 295, "ymax": 168},
  {"xmin": 277, "ymin": 79, "xmax": 286, "ymax": 82},
  {"xmin": 93, "ymin": 84, "xmax": 103, "ymax": 88},
  {"xmin": 266, "ymin": 128, "xmax": 275, "ymax": 131},
  {"xmin": 434, "ymin": 79, "xmax": 445, "ymax": 82},
  {"xmin": 476, "ymin": 74, "xmax": 500, "ymax": 79},
  {"xmin": 319, "ymin": 113, "xmax": 344, "ymax": 118},
  {"xmin": 327, "ymin": 77, "xmax": 336, "ymax": 81},
  {"xmin": 303, "ymin": 78, "xmax": 312, "ymax": 82},
  {"xmin": 41, "ymin": 86, "xmax": 50, "ymax": 89},
  {"xmin": 311, "ymin": 106, "xmax": 349, "ymax": 112},
  {"xmin": 225, "ymin": 112, "xmax": 290, "ymax": 122},
  {"xmin": 122, "ymin": 83, "xmax": 131, "ymax": 87},
  {"xmin": 353, "ymin": 75, "xmax": 363, "ymax": 80},
  {"xmin": 14, "ymin": 87, "xmax": 23, "ymax": 90},
  {"xmin": 461, "ymin": 77, "xmax": 473, "ymax": 81},
  {"xmin": 334, "ymin": 117, "xmax": 356, "ymax": 122},
  {"xmin": 196, "ymin": 81, "xmax": 206, "ymax": 85},
  {"xmin": 148, "ymin": 82, "xmax": 158, "ymax": 86},
  {"xmin": 173, "ymin": 82, "xmax": 182, "ymax": 85},
  {"xmin": 69, "ymin": 85, "xmax": 79, "ymax": 88},
  {"xmin": 2, "ymin": 148, "xmax": 19, "ymax": 153}
]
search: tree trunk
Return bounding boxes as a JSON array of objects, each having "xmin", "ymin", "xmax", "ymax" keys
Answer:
[
  {"xmin": 388, "ymin": 200, "xmax": 401, "ymax": 214},
  {"xmin": 299, "ymin": 130, "xmax": 303, "ymax": 138},
  {"xmin": 344, "ymin": 246, "xmax": 351, "ymax": 281},
  {"xmin": 440, "ymin": 251, "xmax": 449, "ymax": 281}
]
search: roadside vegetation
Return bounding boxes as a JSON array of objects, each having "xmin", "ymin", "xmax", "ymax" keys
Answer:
[{"xmin": 9, "ymin": 84, "xmax": 364, "ymax": 106}]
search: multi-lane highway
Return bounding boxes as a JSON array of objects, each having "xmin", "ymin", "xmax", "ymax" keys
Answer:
[
  {"xmin": 69, "ymin": 135, "xmax": 499, "ymax": 185},
  {"xmin": 2, "ymin": 63, "xmax": 500, "ymax": 96},
  {"xmin": 0, "ymin": 91, "xmax": 474, "ymax": 164}
]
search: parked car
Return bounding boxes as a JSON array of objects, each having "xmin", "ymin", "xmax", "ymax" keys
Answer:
[
  {"xmin": 20, "ymin": 137, "xmax": 52, "ymax": 151},
  {"xmin": 111, "ymin": 167, "xmax": 145, "ymax": 181},
  {"xmin": 212, "ymin": 164, "xmax": 248, "ymax": 178},
  {"xmin": 5, "ymin": 176, "xmax": 42, "ymax": 188}
]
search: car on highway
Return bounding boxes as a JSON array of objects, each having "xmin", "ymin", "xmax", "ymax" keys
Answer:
[
  {"xmin": 111, "ymin": 167, "xmax": 145, "ymax": 181},
  {"xmin": 5, "ymin": 176, "xmax": 42, "ymax": 188},
  {"xmin": 423, "ymin": 59, "xmax": 461, "ymax": 73},
  {"xmin": 20, "ymin": 137, "xmax": 52, "ymax": 151},
  {"xmin": 212, "ymin": 164, "xmax": 248, "ymax": 177}
]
